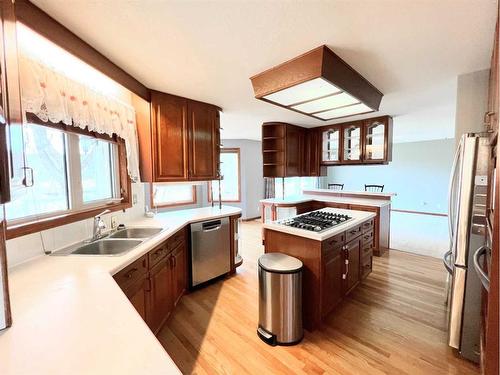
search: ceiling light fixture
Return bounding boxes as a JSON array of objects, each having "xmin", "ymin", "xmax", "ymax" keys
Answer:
[{"xmin": 250, "ymin": 45, "xmax": 383, "ymax": 121}]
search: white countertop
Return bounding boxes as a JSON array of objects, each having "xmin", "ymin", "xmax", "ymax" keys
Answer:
[
  {"xmin": 304, "ymin": 188, "xmax": 397, "ymax": 198},
  {"xmin": 260, "ymin": 193, "xmax": 391, "ymax": 208},
  {"xmin": 263, "ymin": 207, "xmax": 376, "ymax": 241},
  {"xmin": 0, "ymin": 205, "xmax": 241, "ymax": 375}
]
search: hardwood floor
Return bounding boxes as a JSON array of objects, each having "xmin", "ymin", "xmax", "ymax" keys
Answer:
[{"xmin": 157, "ymin": 220, "xmax": 479, "ymax": 375}]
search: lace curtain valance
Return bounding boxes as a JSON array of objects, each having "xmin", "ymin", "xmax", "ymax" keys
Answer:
[{"xmin": 18, "ymin": 55, "xmax": 140, "ymax": 181}]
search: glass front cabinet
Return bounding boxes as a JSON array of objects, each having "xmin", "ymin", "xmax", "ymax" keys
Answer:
[
  {"xmin": 321, "ymin": 126, "xmax": 341, "ymax": 164},
  {"xmin": 320, "ymin": 115, "xmax": 392, "ymax": 165},
  {"xmin": 363, "ymin": 116, "xmax": 392, "ymax": 163},
  {"xmin": 343, "ymin": 122, "xmax": 363, "ymax": 163}
]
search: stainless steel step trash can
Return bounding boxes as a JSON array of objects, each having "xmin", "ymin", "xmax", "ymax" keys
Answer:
[{"xmin": 257, "ymin": 252, "xmax": 303, "ymax": 346}]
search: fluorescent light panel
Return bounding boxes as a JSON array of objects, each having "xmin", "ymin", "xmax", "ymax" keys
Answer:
[
  {"xmin": 263, "ymin": 77, "xmax": 341, "ymax": 106},
  {"xmin": 291, "ymin": 92, "xmax": 360, "ymax": 114},
  {"xmin": 315, "ymin": 103, "xmax": 373, "ymax": 120}
]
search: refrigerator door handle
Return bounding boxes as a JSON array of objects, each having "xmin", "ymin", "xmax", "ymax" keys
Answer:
[
  {"xmin": 447, "ymin": 137, "xmax": 463, "ymax": 243},
  {"xmin": 443, "ymin": 249, "xmax": 453, "ymax": 274},
  {"xmin": 473, "ymin": 245, "xmax": 490, "ymax": 292}
]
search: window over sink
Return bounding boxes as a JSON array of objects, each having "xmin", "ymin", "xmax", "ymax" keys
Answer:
[{"xmin": 5, "ymin": 120, "xmax": 125, "ymax": 233}]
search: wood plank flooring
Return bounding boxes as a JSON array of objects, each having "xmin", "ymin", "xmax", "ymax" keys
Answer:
[{"xmin": 157, "ymin": 220, "xmax": 479, "ymax": 374}]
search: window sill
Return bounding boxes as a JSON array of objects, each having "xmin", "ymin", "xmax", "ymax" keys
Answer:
[{"xmin": 6, "ymin": 201, "xmax": 132, "ymax": 240}]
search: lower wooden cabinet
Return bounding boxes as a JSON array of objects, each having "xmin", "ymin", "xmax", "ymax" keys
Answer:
[
  {"xmin": 147, "ymin": 255, "xmax": 174, "ymax": 333},
  {"xmin": 171, "ymin": 242, "xmax": 186, "ymax": 306},
  {"xmin": 114, "ymin": 228, "xmax": 188, "ymax": 335},
  {"xmin": 322, "ymin": 244, "xmax": 343, "ymax": 316},
  {"xmin": 123, "ymin": 276, "xmax": 149, "ymax": 321},
  {"xmin": 344, "ymin": 238, "xmax": 361, "ymax": 295}
]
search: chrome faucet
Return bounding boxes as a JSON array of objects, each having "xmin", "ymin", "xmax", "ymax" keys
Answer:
[{"xmin": 90, "ymin": 209, "xmax": 111, "ymax": 242}]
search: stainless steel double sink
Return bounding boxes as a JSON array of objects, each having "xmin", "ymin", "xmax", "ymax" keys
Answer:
[{"xmin": 52, "ymin": 227, "xmax": 163, "ymax": 256}]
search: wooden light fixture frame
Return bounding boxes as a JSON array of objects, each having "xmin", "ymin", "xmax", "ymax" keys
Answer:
[{"xmin": 250, "ymin": 45, "xmax": 383, "ymax": 121}]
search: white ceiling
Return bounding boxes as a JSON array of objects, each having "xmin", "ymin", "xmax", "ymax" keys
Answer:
[{"xmin": 31, "ymin": 0, "xmax": 497, "ymax": 142}]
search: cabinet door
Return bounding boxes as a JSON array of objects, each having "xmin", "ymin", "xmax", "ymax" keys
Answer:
[
  {"xmin": 147, "ymin": 256, "xmax": 174, "ymax": 333},
  {"xmin": 305, "ymin": 129, "xmax": 322, "ymax": 176},
  {"xmin": 151, "ymin": 92, "xmax": 188, "ymax": 181},
  {"xmin": 342, "ymin": 122, "xmax": 363, "ymax": 163},
  {"xmin": 322, "ymin": 247, "xmax": 344, "ymax": 316},
  {"xmin": 364, "ymin": 117, "xmax": 391, "ymax": 163},
  {"xmin": 172, "ymin": 243, "xmax": 186, "ymax": 306},
  {"xmin": 285, "ymin": 125, "xmax": 303, "ymax": 176},
  {"xmin": 345, "ymin": 239, "xmax": 361, "ymax": 294},
  {"xmin": 321, "ymin": 126, "xmax": 341, "ymax": 164},
  {"xmin": 123, "ymin": 276, "xmax": 148, "ymax": 321},
  {"xmin": 188, "ymin": 101, "xmax": 219, "ymax": 180}
]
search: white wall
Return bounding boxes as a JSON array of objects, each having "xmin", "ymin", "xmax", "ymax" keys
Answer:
[
  {"xmin": 327, "ymin": 139, "xmax": 455, "ymax": 258},
  {"xmin": 455, "ymin": 69, "xmax": 489, "ymax": 144},
  {"xmin": 6, "ymin": 182, "xmax": 147, "ymax": 268}
]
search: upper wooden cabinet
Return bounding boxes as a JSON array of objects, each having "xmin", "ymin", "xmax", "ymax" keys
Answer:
[
  {"xmin": 187, "ymin": 100, "xmax": 220, "ymax": 180},
  {"xmin": 321, "ymin": 126, "xmax": 341, "ymax": 164},
  {"xmin": 342, "ymin": 121, "xmax": 363, "ymax": 163},
  {"xmin": 262, "ymin": 122, "xmax": 325, "ymax": 178},
  {"xmin": 320, "ymin": 115, "xmax": 393, "ymax": 165},
  {"xmin": 363, "ymin": 116, "xmax": 393, "ymax": 163},
  {"xmin": 136, "ymin": 91, "xmax": 221, "ymax": 183}
]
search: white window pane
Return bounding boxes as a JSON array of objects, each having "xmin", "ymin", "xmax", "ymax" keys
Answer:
[
  {"xmin": 79, "ymin": 136, "xmax": 115, "ymax": 203},
  {"xmin": 6, "ymin": 124, "xmax": 68, "ymax": 220},
  {"xmin": 275, "ymin": 177, "xmax": 318, "ymax": 199},
  {"xmin": 153, "ymin": 184, "xmax": 195, "ymax": 206},
  {"xmin": 211, "ymin": 151, "xmax": 240, "ymax": 202}
]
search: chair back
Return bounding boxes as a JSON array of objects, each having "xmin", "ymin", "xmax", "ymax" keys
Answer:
[
  {"xmin": 364, "ymin": 184, "xmax": 384, "ymax": 192},
  {"xmin": 328, "ymin": 183, "xmax": 344, "ymax": 191}
]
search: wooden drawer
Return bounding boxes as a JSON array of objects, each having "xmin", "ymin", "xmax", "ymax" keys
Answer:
[
  {"xmin": 361, "ymin": 241, "xmax": 373, "ymax": 258},
  {"xmin": 361, "ymin": 254, "xmax": 372, "ymax": 279},
  {"xmin": 148, "ymin": 243, "xmax": 170, "ymax": 267},
  {"xmin": 362, "ymin": 230, "xmax": 374, "ymax": 245},
  {"xmin": 346, "ymin": 225, "xmax": 362, "ymax": 242},
  {"xmin": 361, "ymin": 219, "xmax": 374, "ymax": 233},
  {"xmin": 167, "ymin": 228, "xmax": 185, "ymax": 250},
  {"xmin": 113, "ymin": 255, "xmax": 148, "ymax": 289},
  {"xmin": 323, "ymin": 232, "xmax": 345, "ymax": 252}
]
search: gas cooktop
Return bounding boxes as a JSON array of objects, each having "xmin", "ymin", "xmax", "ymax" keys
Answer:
[{"xmin": 278, "ymin": 210, "xmax": 353, "ymax": 232}]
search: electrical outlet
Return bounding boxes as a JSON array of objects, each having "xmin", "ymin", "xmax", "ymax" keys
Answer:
[
  {"xmin": 132, "ymin": 193, "xmax": 138, "ymax": 205},
  {"xmin": 111, "ymin": 216, "xmax": 118, "ymax": 229}
]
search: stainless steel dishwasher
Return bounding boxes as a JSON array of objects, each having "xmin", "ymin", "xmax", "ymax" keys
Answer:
[{"xmin": 190, "ymin": 217, "xmax": 231, "ymax": 287}]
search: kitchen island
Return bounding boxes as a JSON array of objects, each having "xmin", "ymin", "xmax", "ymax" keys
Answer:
[
  {"xmin": 261, "ymin": 188, "xmax": 393, "ymax": 255},
  {"xmin": 263, "ymin": 208, "xmax": 376, "ymax": 331}
]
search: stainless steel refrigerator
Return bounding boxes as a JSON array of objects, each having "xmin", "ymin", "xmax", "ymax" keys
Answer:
[{"xmin": 444, "ymin": 133, "xmax": 489, "ymax": 363}]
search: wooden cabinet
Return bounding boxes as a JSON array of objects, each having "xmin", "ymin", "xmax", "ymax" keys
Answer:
[
  {"xmin": 187, "ymin": 100, "xmax": 220, "ymax": 180},
  {"xmin": 114, "ymin": 227, "xmax": 188, "ymax": 335},
  {"xmin": 137, "ymin": 91, "xmax": 221, "ymax": 182},
  {"xmin": 150, "ymin": 92, "xmax": 188, "ymax": 181},
  {"xmin": 147, "ymin": 255, "xmax": 174, "ymax": 333},
  {"xmin": 342, "ymin": 122, "xmax": 363, "ymax": 163},
  {"xmin": 344, "ymin": 238, "xmax": 361, "ymax": 295},
  {"xmin": 321, "ymin": 234, "xmax": 344, "ymax": 316},
  {"xmin": 321, "ymin": 126, "xmax": 342, "ymax": 164},
  {"xmin": 363, "ymin": 116, "xmax": 393, "ymax": 163},
  {"xmin": 262, "ymin": 122, "xmax": 325, "ymax": 177},
  {"xmin": 318, "ymin": 115, "xmax": 393, "ymax": 166},
  {"xmin": 171, "ymin": 242, "xmax": 186, "ymax": 306}
]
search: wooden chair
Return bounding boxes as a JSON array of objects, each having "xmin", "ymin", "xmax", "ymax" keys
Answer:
[
  {"xmin": 365, "ymin": 184, "xmax": 384, "ymax": 192},
  {"xmin": 328, "ymin": 183, "xmax": 344, "ymax": 190}
]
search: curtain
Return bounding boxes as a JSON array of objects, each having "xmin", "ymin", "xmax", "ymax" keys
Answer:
[
  {"xmin": 264, "ymin": 177, "xmax": 275, "ymax": 199},
  {"xmin": 18, "ymin": 56, "xmax": 140, "ymax": 181}
]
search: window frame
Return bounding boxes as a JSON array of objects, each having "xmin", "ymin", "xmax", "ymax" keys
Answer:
[
  {"xmin": 6, "ymin": 115, "xmax": 131, "ymax": 239},
  {"xmin": 208, "ymin": 148, "xmax": 241, "ymax": 203},
  {"xmin": 150, "ymin": 183, "xmax": 197, "ymax": 208}
]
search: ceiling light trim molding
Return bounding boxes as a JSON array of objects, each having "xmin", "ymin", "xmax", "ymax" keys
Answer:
[{"xmin": 250, "ymin": 45, "xmax": 383, "ymax": 121}]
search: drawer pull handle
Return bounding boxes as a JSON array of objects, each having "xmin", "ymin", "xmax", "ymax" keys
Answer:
[
  {"xmin": 125, "ymin": 268, "xmax": 138, "ymax": 278},
  {"xmin": 350, "ymin": 230, "xmax": 357, "ymax": 234}
]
